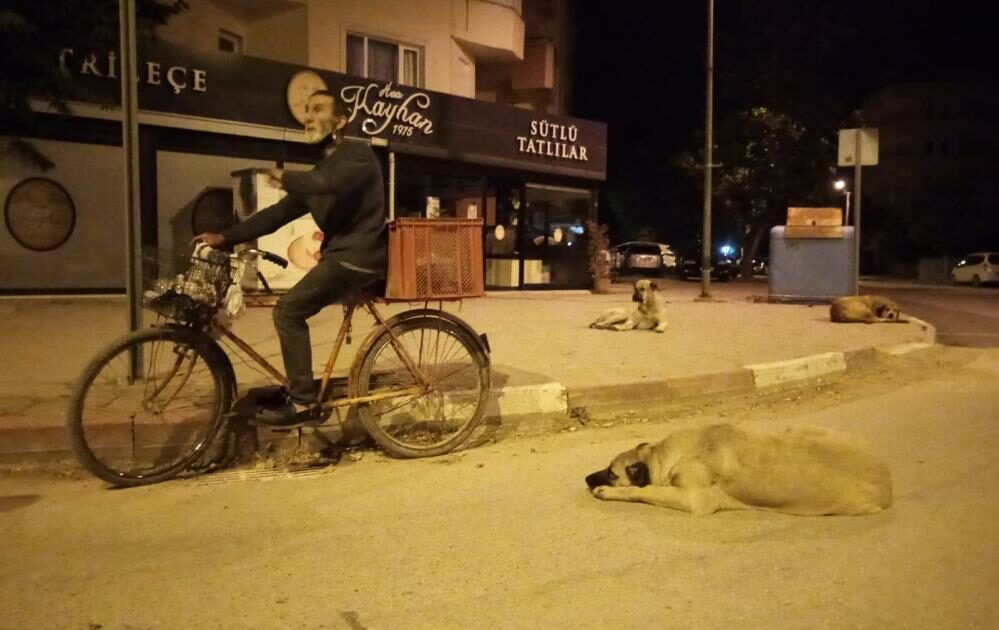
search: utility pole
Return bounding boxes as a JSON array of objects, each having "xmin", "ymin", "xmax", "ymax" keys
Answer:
[
  {"xmin": 853, "ymin": 129, "xmax": 863, "ymax": 295},
  {"xmin": 119, "ymin": 0, "xmax": 142, "ymax": 375},
  {"xmin": 700, "ymin": 0, "xmax": 715, "ymax": 299}
]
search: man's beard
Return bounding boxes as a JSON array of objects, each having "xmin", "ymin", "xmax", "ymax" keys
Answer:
[{"xmin": 304, "ymin": 120, "xmax": 334, "ymax": 144}]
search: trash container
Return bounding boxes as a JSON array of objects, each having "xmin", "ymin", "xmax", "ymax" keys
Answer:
[{"xmin": 768, "ymin": 207, "xmax": 855, "ymax": 303}]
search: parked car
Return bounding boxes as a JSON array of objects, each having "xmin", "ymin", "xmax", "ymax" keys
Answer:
[
  {"xmin": 658, "ymin": 243, "xmax": 678, "ymax": 270},
  {"xmin": 950, "ymin": 252, "xmax": 999, "ymax": 286},
  {"xmin": 610, "ymin": 241, "xmax": 675, "ymax": 276},
  {"xmin": 734, "ymin": 256, "xmax": 768, "ymax": 276},
  {"xmin": 678, "ymin": 246, "xmax": 738, "ymax": 281}
]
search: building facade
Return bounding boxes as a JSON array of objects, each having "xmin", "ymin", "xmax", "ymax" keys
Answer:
[
  {"xmin": 1, "ymin": 0, "xmax": 602, "ymax": 292},
  {"xmin": 860, "ymin": 81, "xmax": 999, "ymax": 269}
]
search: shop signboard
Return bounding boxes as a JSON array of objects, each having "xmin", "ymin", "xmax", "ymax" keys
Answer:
[{"xmin": 53, "ymin": 42, "xmax": 607, "ymax": 180}]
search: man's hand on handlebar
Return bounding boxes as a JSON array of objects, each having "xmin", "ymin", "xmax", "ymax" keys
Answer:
[
  {"xmin": 191, "ymin": 233, "xmax": 226, "ymax": 248},
  {"xmin": 266, "ymin": 169, "xmax": 284, "ymax": 189}
]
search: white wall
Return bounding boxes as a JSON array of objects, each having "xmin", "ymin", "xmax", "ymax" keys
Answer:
[
  {"xmin": 158, "ymin": 2, "xmax": 250, "ymax": 53},
  {"xmin": 1, "ymin": 139, "xmax": 125, "ymax": 290},
  {"xmin": 159, "ymin": 0, "xmax": 527, "ymax": 98},
  {"xmin": 248, "ymin": 5, "xmax": 309, "ymax": 65}
]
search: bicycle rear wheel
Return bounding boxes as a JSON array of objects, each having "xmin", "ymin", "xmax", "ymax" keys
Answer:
[
  {"xmin": 355, "ymin": 316, "xmax": 490, "ymax": 458},
  {"xmin": 67, "ymin": 327, "xmax": 232, "ymax": 486}
]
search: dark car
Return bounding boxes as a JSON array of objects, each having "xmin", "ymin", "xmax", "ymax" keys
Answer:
[{"xmin": 679, "ymin": 247, "xmax": 738, "ymax": 281}]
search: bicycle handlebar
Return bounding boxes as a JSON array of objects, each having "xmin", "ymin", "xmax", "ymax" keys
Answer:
[{"xmin": 233, "ymin": 247, "xmax": 289, "ymax": 269}]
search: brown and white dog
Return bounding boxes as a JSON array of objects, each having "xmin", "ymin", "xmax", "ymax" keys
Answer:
[
  {"xmin": 585, "ymin": 423, "xmax": 892, "ymax": 516},
  {"xmin": 589, "ymin": 279, "xmax": 668, "ymax": 333},
  {"xmin": 830, "ymin": 294, "xmax": 907, "ymax": 324}
]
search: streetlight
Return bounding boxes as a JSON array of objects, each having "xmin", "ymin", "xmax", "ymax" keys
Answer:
[
  {"xmin": 700, "ymin": 0, "xmax": 715, "ymax": 299},
  {"xmin": 834, "ymin": 179, "xmax": 852, "ymax": 225}
]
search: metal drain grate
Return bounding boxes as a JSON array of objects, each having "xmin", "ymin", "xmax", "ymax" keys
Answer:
[{"xmin": 193, "ymin": 465, "xmax": 334, "ymax": 485}]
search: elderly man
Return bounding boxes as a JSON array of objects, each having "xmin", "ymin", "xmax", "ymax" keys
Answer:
[{"xmin": 193, "ymin": 90, "xmax": 386, "ymax": 425}]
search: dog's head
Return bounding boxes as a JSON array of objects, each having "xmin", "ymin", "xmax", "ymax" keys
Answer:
[
  {"xmin": 873, "ymin": 297, "xmax": 901, "ymax": 320},
  {"xmin": 585, "ymin": 442, "xmax": 652, "ymax": 490},
  {"xmin": 632, "ymin": 279, "xmax": 658, "ymax": 304}
]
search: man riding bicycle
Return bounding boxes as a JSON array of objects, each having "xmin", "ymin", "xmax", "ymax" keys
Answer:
[{"xmin": 193, "ymin": 90, "xmax": 386, "ymax": 425}]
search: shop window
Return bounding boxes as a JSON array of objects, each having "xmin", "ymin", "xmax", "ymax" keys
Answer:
[
  {"xmin": 347, "ymin": 33, "xmax": 423, "ymax": 87},
  {"xmin": 485, "ymin": 185, "xmax": 521, "ymax": 257},
  {"xmin": 394, "ymin": 170, "xmax": 483, "ymax": 221},
  {"xmin": 522, "ymin": 184, "xmax": 591, "ymax": 285},
  {"xmin": 218, "ymin": 29, "xmax": 243, "ymax": 54}
]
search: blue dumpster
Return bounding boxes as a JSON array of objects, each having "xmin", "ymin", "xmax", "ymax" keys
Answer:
[{"xmin": 768, "ymin": 225, "xmax": 855, "ymax": 302}]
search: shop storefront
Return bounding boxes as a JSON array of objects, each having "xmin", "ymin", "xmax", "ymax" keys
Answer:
[{"xmin": 0, "ymin": 42, "xmax": 606, "ymax": 292}]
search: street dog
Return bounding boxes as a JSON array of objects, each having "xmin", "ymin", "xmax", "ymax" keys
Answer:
[
  {"xmin": 830, "ymin": 294, "xmax": 908, "ymax": 324},
  {"xmin": 585, "ymin": 423, "xmax": 892, "ymax": 516},
  {"xmin": 589, "ymin": 279, "xmax": 668, "ymax": 333}
]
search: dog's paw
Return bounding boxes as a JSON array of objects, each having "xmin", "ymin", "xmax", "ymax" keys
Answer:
[
  {"xmin": 592, "ymin": 486, "xmax": 613, "ymax": 500},
  {"xmin": 593, "ymin": 486, "xmax": 631, "ymax": 501}
]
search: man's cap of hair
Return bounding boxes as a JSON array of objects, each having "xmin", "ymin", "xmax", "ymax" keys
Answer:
[{"xmin": 308, "ymin": 89, "xmax": 349, "ymax": 118}]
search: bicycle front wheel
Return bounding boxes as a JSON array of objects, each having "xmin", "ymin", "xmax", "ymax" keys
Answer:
[
  {"xmin": 355, "ymin": 317, "xmax": 490, "ymax": 458},
  {"xmin": 67, "ymin": 327, "xmax": 232, "ymax": 486}
]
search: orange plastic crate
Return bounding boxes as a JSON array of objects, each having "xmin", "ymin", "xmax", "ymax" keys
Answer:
[{"xmin": 386, "ymin": 218, "xmax": 484, "ymax": 300}]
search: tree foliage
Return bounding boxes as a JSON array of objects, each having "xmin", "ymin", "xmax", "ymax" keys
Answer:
[
  {"xmin": 0, "ymin": 0, "xmax": 188, "ymax": 169},
  {"xmin": 672, "ymin": 1, "xmax": 855, "ymax": 275},
  {"xmin": 678, "ymin": 107, "xmax": 834, "ymax": 277}
]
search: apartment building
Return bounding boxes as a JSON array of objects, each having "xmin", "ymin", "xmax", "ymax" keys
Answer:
[
  {"xmin": 860, "ymin": 81, "xmax": 999, "ymax": 271},
  {"xmin": 1, "ymin": 0, "xmax": 604, "ymax": 292}
]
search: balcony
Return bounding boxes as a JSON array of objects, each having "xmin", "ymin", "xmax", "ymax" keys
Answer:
[
  {"xmin": 511, "ymin": 39, "xmax": 554, "ymax": 91},
  {"xmin": 453, "ymin": 0, "xmax": 525, "ymax": 63}
]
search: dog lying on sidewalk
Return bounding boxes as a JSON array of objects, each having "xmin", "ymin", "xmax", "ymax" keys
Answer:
[
  {"xmin": 589, "ymin": 279, "xmax": 668, "ymax": 333},
  {"xmin": 585, "ymin": 423, "xmax": 892, "ymax": 516},
  {"xmin": 830, "ymin": 294, "xmax": 908, "ymax": 324}
]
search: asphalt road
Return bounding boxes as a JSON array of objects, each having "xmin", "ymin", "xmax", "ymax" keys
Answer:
[
  {"xmin": 860, "ymin": 281, "xmax": 999, "ymax": 348},
  {"xmin": 2, "ymin": 346, "xmax": 997, "ymax": 630}
]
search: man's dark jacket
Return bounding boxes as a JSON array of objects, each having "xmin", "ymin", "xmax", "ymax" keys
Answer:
[{"xmin": 222, "ymin": 139, "xmax": 386, "ymax": 272}]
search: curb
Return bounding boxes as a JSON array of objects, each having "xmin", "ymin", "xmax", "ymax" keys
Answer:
[
  {"xmin": 0, "ymin": 319, "xmax": 941, "ymax": 462},
  {"xmin": 746, "ymin": 352, "xmax": 847, "ymax": 388},
  {"xmin": 486, "ymin": 383, "xmax": 568, "ymax": 418},
  {"xmin": 561, "ymin": 316, "xmax": 938, "ymax": 414}
]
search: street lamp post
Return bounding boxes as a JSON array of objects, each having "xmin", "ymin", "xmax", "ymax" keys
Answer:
[
  {"xmin": 700, "ymin": 0, "xmax": 715, "ymax": 299},
  {"xmin": 834, "ymin": 179, "xmax": 852, "ymax": 225}
]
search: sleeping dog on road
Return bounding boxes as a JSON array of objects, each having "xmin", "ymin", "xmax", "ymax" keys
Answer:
[
  {"xmin": 830, "ymin": 294, "xmax": 908, "ymax": 324},
  {"xmin": 585, "ymin": 423, "xmax": 892, "ymax": 516}
]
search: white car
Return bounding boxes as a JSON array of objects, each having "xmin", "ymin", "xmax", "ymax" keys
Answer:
[
  {"xmin": 658, "ymin": 243, "xmax": 678, "ymax": 269},
  {"xmin": 610, "ymin": 241, "xmax": 677, "ymax": 276},
  {"xmin": 951, "ymin": 252, "xmax": 999, "ymax": 286}
]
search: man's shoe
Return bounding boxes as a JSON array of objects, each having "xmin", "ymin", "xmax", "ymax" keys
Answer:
[{"xmin": 251, "ymin": 403, "xmax": 318, "ymax": 427}]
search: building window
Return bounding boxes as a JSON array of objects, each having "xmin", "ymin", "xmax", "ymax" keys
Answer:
[
  {"xmin": 346, "ymin": 33, "xmax": 422, "ymax": 87},
  {"xmin": 219, "ymin": 29, "xmax": 243, "ymax": 54}
]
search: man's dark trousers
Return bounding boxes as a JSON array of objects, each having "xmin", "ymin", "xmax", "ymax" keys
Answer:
[{"xmin": 273, "ymin": 257, "xmax": 376, "ymax": 405}]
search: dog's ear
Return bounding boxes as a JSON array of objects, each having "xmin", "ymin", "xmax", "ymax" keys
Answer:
[
  {"xmin": 625, "ymin": 462, "xmax": 651, "ymax": 487},
  {"xmin": 649, "ymin": 281, "xmax": 658, "ymax": 291}
]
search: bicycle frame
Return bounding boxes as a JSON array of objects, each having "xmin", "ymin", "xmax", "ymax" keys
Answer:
[{"xmin": 213, "ymin": 296, "xmax": 430, "ymax": 412}]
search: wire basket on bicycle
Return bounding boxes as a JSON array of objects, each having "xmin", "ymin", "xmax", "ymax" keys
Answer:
[{"xmin": 142, "ymin": 246, "xmax": 235, "ymax": 326}]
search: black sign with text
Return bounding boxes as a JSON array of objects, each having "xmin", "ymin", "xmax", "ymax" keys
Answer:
[{"xmin": 57, "ymin": 42, "xmax": 606, "ymax": 180}]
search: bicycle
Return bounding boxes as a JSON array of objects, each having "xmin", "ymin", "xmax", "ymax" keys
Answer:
[{"xmin": 66, "ymin": 245, "xmax": 491, "ymax": 487}]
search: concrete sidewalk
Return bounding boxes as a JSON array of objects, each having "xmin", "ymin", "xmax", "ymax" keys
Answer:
[{"xmin": 0, "ymin": 279, "xmax": 934, "ymax": 460}]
